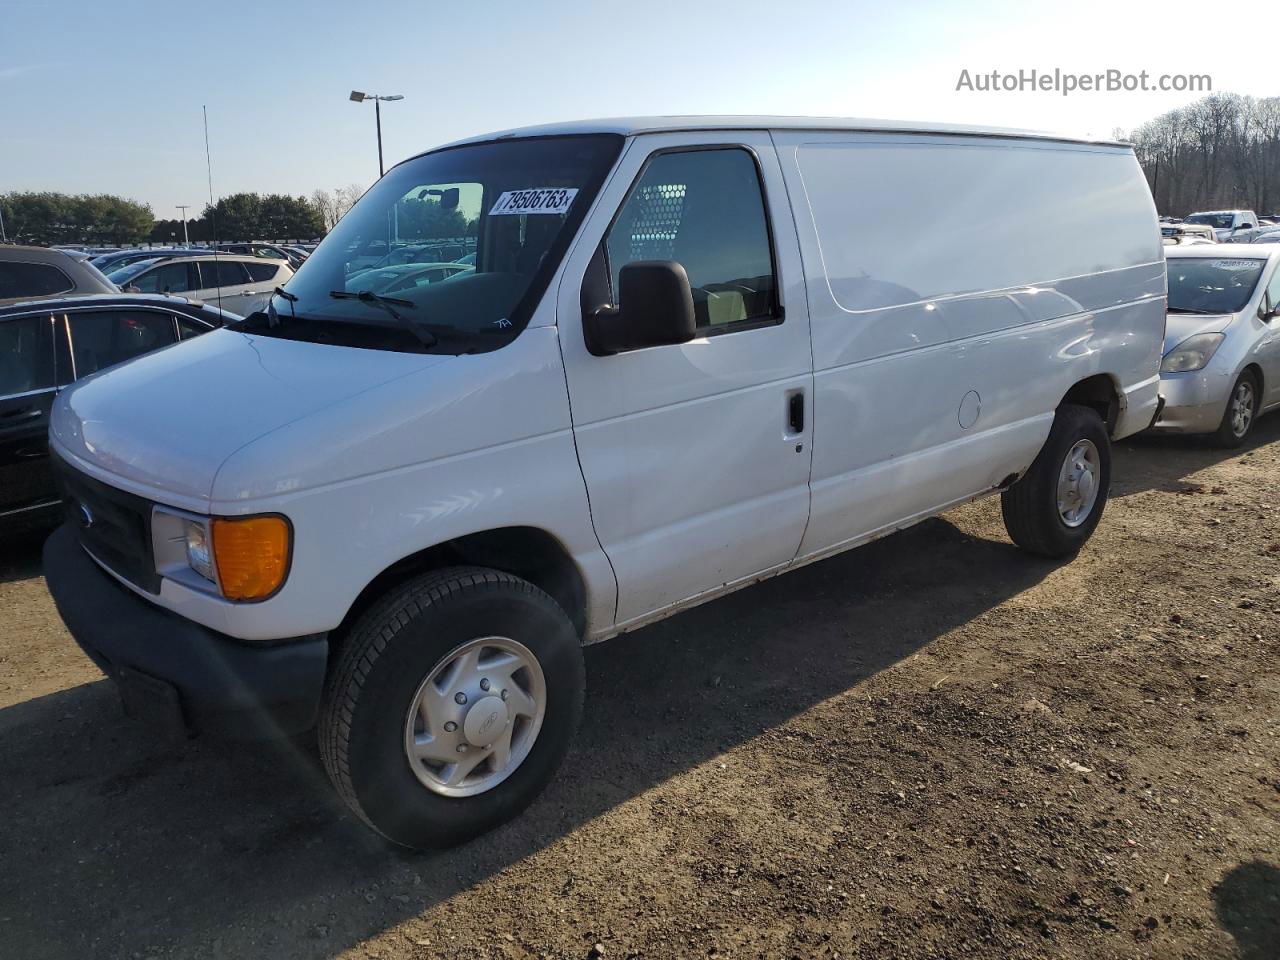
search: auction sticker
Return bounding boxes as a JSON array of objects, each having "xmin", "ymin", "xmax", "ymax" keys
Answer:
[{"xmin": 489, "ymin": 188, "xmax": 578, "ymax": 216}]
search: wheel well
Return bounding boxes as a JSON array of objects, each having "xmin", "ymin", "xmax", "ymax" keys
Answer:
[
  {"xmin": 1061, "ymin": 375, "xmax": 1120, "ymax": 434},
  {"xmin": 1242, "ymin": 363, "xmax": 1264, "ymax": 402},
  {"xmin": 333, "ymin": 527, "xmax": 588, "ymax": 657}
]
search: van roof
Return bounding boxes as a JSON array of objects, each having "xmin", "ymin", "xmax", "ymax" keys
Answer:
[{"xmin": 433, "ymin": 116, "xmax": 1129, "ymax": 151}]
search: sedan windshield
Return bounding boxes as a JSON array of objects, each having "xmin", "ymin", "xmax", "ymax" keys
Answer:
[
  {"xmin": 1184, "ymin": 213, "xmax": 1234, "ymax": 229},
  {"xmin": 1166, "ymin": 257, "xmax": 1266, "ymax": 313},
  {"xmin": 239, "ymin": 134, "xmax": 623, "ymax": 354},
  {"xmin": 107, "ymin": 258, "xmax": 161, "ymax": 284}
]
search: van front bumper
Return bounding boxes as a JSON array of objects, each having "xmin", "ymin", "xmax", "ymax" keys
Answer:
[{"xmin": 43, "ymin": 524, "xmax": 328, "ymax": 739}]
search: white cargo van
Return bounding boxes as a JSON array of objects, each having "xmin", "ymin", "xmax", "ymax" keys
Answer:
[{"xmin": 42, "ymin": 117, "xmax": 1165, "ymax": 848}]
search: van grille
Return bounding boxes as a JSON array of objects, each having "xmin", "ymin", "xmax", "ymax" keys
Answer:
[{"xmin": 52, "ymin": 454, "xmax": 160, "ymax": 594}]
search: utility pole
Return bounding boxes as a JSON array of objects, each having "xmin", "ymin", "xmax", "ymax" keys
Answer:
[{"xmin": 176, "ymin": 205, "xmax": 191, "ymax": 245}]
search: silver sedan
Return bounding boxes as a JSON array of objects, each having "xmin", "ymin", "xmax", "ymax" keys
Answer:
[{"xmin": 1153, "ymin": 246, "xmax": 1280, "ymax": 446}]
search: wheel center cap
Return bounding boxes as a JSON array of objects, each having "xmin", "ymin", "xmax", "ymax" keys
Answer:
[
  {"xmin": 1077, "ymin": 469, "xmax": 1094, "ymax": 502},
  {"xmin": 462, "ymin": 696, "xmax": 509, "ymax": 747}
]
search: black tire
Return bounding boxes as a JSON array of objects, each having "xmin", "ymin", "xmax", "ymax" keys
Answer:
[
  {"xmin": 1001, "ymin": 404, "xmax": 1111, "ymax": 558},
  {"xmin": 319, "ymin": 566, "xmax": 584, "ymax": 850},
  {"xmin": 1212, "ymin": 370, "xmax": 1259, "ymax": 449}
]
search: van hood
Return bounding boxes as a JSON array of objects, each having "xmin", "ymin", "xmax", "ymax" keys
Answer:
[
  {"xmin": 51, "ymin": 329, "xmax": 451, "ymax": 506},
  {"xmin": 1163, "ymin": 311, "xmax": 1234, "ymax": 354}
]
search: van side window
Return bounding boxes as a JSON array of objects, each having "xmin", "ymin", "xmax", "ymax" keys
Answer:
[{"xmin": 605, "ymin": 148, "xmax": 778, "ymax": 331}]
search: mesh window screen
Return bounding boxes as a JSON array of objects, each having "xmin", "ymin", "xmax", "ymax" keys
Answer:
[{"xmin": 624, "ymin": 183, "xmax": 687, "ymax": 261}]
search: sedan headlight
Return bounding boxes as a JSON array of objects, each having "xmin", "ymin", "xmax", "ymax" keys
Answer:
[
  {"xmin": 1161, "ymin": 332, "xmax": 1225, "ymax": 373},
  {"xmin": 154, "ymin": 508, "xmax": 291, "ymax": 601}
]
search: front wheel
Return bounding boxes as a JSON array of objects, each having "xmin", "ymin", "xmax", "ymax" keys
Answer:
[
  {"xmin": 1213, "ymin": 370, "xmax": 1258, "ymax": 448},
  {"xmin": 319, "ymin": 567, "xmax": 584, "ymax": 849},
  {"xmin": 1001, "ymin": 404, "xmax": 1111, "ymax": 558}
]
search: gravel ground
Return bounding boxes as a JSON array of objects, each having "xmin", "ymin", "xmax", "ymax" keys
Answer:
[{"xmin": 1, "ymin": 423, "xmax": 1277, "ymax": 960}]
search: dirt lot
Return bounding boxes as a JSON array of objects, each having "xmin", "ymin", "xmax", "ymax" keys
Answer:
[{"xmin": 1, "ymin": 424, "xmax": 1278, "ymax": 960}]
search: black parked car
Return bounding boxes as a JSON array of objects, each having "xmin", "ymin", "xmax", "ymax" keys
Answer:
[{"xmin": 0, "ymin": 294, "xmax": 231, "ymax": 535}]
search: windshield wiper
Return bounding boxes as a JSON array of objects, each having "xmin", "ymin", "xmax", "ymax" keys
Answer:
[
  {"xmin": 328, "ymin": 289, "xmax": 438, "ymax": 348},
  {"xmin": 1167, "ymin": 306, "xmax": 1224, "ymax": 315}
]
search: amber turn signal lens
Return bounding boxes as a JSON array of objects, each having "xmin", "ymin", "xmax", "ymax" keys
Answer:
[{"xmin": 211, "ymin": 516, "xmax": 290, "ymax": 601}]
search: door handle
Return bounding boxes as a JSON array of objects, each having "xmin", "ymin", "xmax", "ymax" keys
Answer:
[{"xmin": 788, "ymin": 392, "xmax": 805, "ymax": 434}]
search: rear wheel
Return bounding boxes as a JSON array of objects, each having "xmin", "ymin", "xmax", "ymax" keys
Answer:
[
  {"xmin": 1001, "ymin": 404, "xmax": 1111, "ymax": 558},
  {"xmin": 319, "ymin": 567, "xmax": 584, "ymax": 849},
  {"xmin": 1213, "ymin": 371, "xmax": 1258, "ymax": 448}
]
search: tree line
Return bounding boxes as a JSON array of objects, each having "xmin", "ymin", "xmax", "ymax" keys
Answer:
[
  {"xmin": 1120, "ymin": 92, "xmax": 1280, "ymax": 216},
  {"xmin": 1, "ymin": 187, "xmax": 369, "ymax": 246},
  {"xmin": 0, "ymin": 193, "xmax": 154, "ymax": 246}
]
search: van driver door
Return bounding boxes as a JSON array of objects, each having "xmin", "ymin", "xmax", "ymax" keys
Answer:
[{"xmin": 557, "ymin": 132, "xmax": 814, "ymax": 628}]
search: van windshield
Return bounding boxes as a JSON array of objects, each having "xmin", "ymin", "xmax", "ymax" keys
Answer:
[
  {"xmin": 237, "ymin": 134, "xmax": 623, "ymax": 354},
  {"xmin": 1166, "ymin": 257, "xmax": 1265, "ymax": 314}
]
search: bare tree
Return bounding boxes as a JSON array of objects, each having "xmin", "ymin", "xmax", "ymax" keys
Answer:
[
  {"xmin": 1124, "ymin": 92, "xmax": 1280, "ymax": 215},
  {"xmin": 307, "ymin": 184, "xmax": 369, "ymax": 232},
  {"xmin": 334, "ymin": 183, "xmax": 366, "ymax": 223},
  {"xmin": 310, "ymin": 189, "xmax": 339, "ymax": 232}
]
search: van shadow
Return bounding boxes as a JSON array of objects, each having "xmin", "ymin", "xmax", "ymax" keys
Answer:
[
  {"xmin": 0, "ymin": 527, "xmax": 49, "ymax": 584},
  {"xmin": 1212, "ymin": 861, "xmax": 1280, "ymax": 960},
  {"xmin": 0, "ymin": 516, "xmax": 1054, "ymax": 959},
  {"xmin": 1110, "ymin": 413, "xmax": 1280, "ymax": 499}
]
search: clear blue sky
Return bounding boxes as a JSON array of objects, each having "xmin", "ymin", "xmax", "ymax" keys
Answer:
[{"xmin": 3, "ymin": 0, "xmax": 1276, "ymax": 216}]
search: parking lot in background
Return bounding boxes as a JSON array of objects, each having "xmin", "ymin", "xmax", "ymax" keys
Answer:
[{"xmin": 1, "ymin": 428, "xmax": 1276, "ymax": 960}]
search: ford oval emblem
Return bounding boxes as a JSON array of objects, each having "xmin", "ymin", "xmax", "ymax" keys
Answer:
[{"xmin": 78, "ymin": 503, "xmax": 94, "ymax": 528}]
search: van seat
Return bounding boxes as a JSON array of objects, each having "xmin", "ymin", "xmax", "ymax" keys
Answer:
[{"xmin": 704, "ymin": 289, "xmax": 747, "ymax": 326}]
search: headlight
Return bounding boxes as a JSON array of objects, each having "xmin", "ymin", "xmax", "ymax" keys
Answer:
[
  {"xmin": 154, "ymin": 509, "xmax": 291, "ymax": 601},
  {"xmin": 183, "ymin": 518, "xmax": 215, "ymax": 582},
  {"xmin": 1161, "ymin": 332, "xmax": 1225, "ymax": 373}
]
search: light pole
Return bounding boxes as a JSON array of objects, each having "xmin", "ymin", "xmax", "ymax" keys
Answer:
[
  {"xmin": 349, "ymin": 91, "xmax": 404, "ymax": 177},
  {"xmin": 176, "ymin": 205, "xmax": 191, "ymax": 245}
]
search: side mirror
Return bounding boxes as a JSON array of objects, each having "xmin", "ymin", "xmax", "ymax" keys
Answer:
[
  {"xmin": 419, "ymin": 187, "xmax": 460, "ymax": 210},
  {"xmin": 584, "ymin": 261, "xmax": 697, "ymax": 356}
]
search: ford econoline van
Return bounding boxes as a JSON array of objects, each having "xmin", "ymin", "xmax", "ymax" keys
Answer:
[{"xmin": 42, "ymin": 117, "xmax": 1165, "ymax": 849}]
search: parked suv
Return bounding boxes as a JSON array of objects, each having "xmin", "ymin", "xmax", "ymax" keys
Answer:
[
  {"xmin": 42, "ymin": 117, "xmax": 1165, "ymax": 849},
  {"xmin": 0, "ymin": 245, "xmax": 118, "ymax": 305},
  {"xmin": 112, "ymin": 255, "xmax": 293, "ymax": 316},
  {"xmin": 1, "ymin": 294, "xmax": 227, "ymax": 534},
  {"xmin": 214, "ymin": 242, "xmax": 306, "ymax": 270}
]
